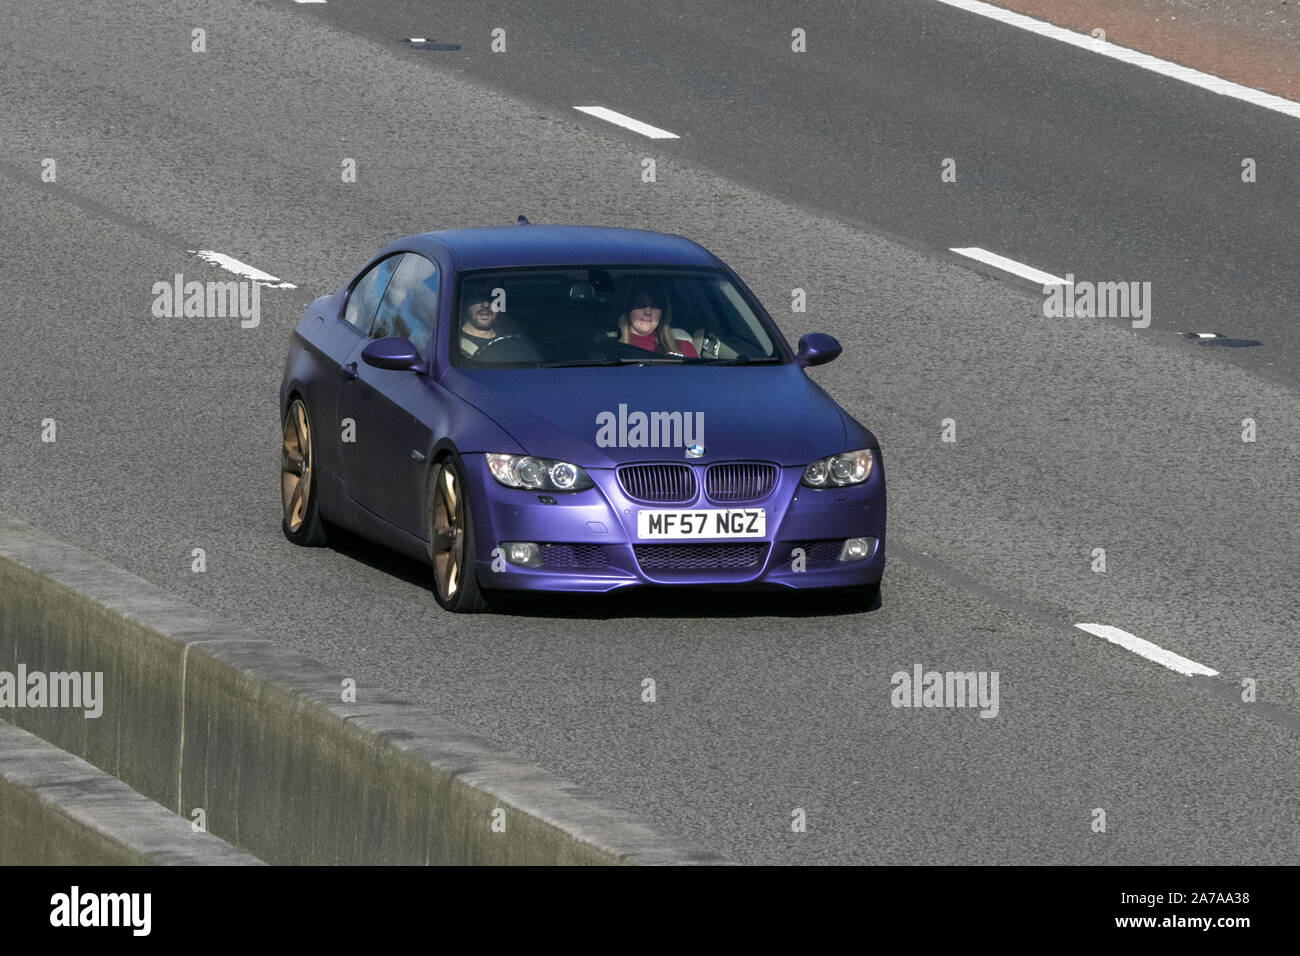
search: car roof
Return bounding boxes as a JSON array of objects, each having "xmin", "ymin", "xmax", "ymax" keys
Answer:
[{"xmin": 401, "ymin": 224, "xmax": 720, "ymax": 271}]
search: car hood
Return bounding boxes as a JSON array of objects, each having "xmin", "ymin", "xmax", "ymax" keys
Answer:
[{"xmin": 443, "ymin": 364, "xmax": 853, "ymax": 467}]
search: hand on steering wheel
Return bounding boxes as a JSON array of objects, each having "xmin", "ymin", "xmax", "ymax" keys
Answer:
[{"xmin": 471, "ymin": 334, "xmax": 529, "ymax": 356}]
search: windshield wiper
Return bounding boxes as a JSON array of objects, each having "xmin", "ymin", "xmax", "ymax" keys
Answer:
[
  {"xmin": 537, "ymin": 356, "xmax": 688, "ymax": 368},
  {"xmin": 537, "ymin": 358, "xmax": 626, "ymax": 368},
  {"xmin": 703, "ymin": 355, "xmax": 781, "ymax": 365}
]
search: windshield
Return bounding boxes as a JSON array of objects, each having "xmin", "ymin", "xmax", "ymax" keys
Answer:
[{"xmin": 450, "ymin": 266, "xmax": 785, "ymax": 367}]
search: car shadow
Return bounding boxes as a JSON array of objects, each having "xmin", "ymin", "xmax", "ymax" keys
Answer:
[
  {"xmin": 322, "ymin": 522, "xmax": 438, "ymax": 590},
  {"xmin": 322, "ymin": 523, "xmax": 880, "ymax": 619},
  {"xmin": 490, "ymin": 588, "xmax": 880, "ymax": 619}
]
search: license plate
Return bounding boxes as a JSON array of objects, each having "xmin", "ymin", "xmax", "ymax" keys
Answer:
[{"xmin": 637, "ymin": 508, "xmax": 766, "ymax": 539}]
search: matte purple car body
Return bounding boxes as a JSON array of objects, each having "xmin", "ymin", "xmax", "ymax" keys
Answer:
[{"xmin": 279, "ymin": 225, "xmax": 885, "ymax": 603}]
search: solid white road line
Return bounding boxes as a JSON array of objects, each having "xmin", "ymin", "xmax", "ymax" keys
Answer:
[
  {"xmin": 933, "ymin": 0, "xmax": 1300, "ymax": 122},
  {"xmin": 1074, "ymin": 622, "xmax": 1219, "ymax": 677},
  {"xmin": 950, "ymin": 246, "xmax": 1067, "ymax": 285},
  {"xmin": 190, "ymin": 250, "xmax": 298, "ymax": 289},
  {"xmin": 573, "ymin": 106, "xmax": 680, "ymax": 139}
]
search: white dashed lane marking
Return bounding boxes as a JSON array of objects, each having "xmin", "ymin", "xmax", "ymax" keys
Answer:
[
  {"xmin": 1075, "ymin": 622, "xmax": 1219, "ymax": 677},
  {"xmin": 189, "ymin": 250, "xmax": 297, "ymax": 289},
  {"xmin": 949, "ymin": 247, "xmax": 1067, "ymax": 286},
  {"xmin": 573, "ymin": 107, "xmax": 680, "ymax": 139}
]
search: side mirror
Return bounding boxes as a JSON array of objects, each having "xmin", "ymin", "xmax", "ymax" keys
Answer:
[
  {"xmin": 361, "ymin": 336, "xmax": 422, "ymax": 371},
  {"xmin": 795, "ymin": 333, "xmax": 842, "ymax": 368}
]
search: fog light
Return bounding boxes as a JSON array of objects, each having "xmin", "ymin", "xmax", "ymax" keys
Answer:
[
  {"xmin": 504, "ymin": 542, "xmax": 542, "ymax": 567},
  {"xmin": 839, "ymin": 537, "xmax": 875, "ymax": 562}
]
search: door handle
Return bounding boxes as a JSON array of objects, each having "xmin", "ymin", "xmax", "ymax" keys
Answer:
[{"xmin": 341, "ymin": 362, "xmax": 358, "ymax": 380}]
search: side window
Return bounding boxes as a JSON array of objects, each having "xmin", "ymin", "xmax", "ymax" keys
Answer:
[
  {"xmin": 344, "ymin": 255, "xmax": 401, "ymax": 331},
  {"xmin": 371, "ymin": 253, "xmax": 439, "ymax": 358}
]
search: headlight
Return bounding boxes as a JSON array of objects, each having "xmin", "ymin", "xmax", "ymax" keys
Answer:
[
  {"xmin": 801, "ymin": 449, "xmax": 874, "ymax": 488},
  {"xmin": 485, "ymin": 453, "xmax": 594, "ymax": 491}
]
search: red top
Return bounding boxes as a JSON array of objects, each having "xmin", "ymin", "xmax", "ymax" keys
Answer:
[{"xmin": 628, "ymin": 330, "xmax": 698, "ymax": 358}]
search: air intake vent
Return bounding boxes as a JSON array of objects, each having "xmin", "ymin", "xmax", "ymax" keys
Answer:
[{"xmin": 634, "ymin": 543, "xmax": 768, "ymax": 571}]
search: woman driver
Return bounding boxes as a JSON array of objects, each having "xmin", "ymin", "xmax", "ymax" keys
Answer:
[{"xmin": 616, "ymin": 283, "xmax": 698, "ymax": 357}]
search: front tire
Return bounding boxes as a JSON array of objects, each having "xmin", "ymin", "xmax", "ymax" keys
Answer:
[
  {"xmin": 428, "ymin": 455, "xmax": 490, "ymax": 613},
  {"xmin": 281, "ymin": 397, "xmax": 329, "ymax": 546}
]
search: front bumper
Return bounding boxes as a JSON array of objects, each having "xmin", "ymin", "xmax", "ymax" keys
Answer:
[{"xmin": 465, "ymin": 454, "xmax": 886, "ymax": 593}]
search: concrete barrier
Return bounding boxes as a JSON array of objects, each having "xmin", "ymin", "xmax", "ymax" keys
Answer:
[
  {"xmin": 0, "ymin": 513, "xmax": 724, "ymax": 864},
  {"xmin": 0, "ymin": 718, "xmax": 261, "ymax": 865}
]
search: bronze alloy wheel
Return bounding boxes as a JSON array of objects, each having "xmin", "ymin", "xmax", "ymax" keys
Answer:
[
  {"xmin": 429, "ymin": 456, "xmax": 489, "ymax": 612},
  {"xmin": 281, "ymin": 400, "xmax": 313, "ymax": 532},
  {"xmin": 280, "ymin": 398, "xmax": 327, "ymax": 545},
  {"xmin": 431, "ymin": 464, "xmax": 463, "ymax": 601}
]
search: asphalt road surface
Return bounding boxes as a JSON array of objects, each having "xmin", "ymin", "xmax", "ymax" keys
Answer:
[{"xmin": 1, "ymin": 0, "xmax": 1298, "ymax": 864}]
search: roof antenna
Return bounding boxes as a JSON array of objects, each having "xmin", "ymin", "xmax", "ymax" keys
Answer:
[{"xmin": 516, "ymin": 214, "xmax": 531, "ymax": 225}]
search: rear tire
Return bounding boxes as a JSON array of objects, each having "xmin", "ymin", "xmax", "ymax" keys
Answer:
[
  {"xmin": 428, "ymin": 454, "xmax": 491, "ymax": 613},
  {"xmin": 281, "ymin": 397, "xmax": 329, "ymax": 546}
]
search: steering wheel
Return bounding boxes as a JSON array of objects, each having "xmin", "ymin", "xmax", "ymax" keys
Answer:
[{"xmin": 471, "ymin": 334, "xmax": 530, "ymax": 357}]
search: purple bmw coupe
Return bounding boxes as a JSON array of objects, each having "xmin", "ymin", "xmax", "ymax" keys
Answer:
[{"xmin": 279, "ymin": 223, "xmax": 885, "ymax": 612}]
